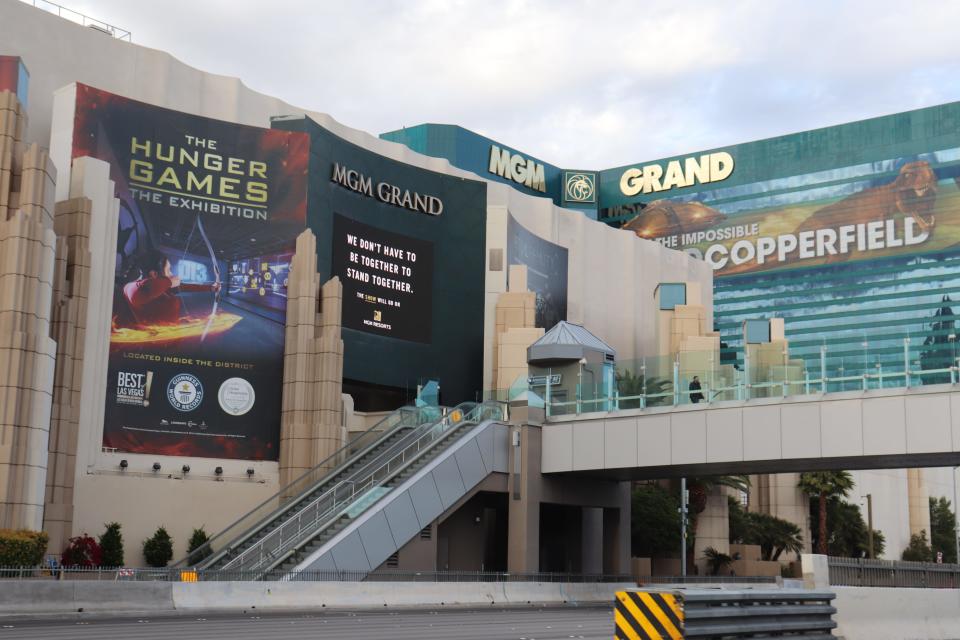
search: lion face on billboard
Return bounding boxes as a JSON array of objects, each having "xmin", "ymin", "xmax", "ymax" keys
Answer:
[
  {"xmin": 892, "ymin": 161, "xmax": 937, "ymax": 231},
  {"xmin": 622, "ymin": 199, "xmax": 727, "ymax": 240}
]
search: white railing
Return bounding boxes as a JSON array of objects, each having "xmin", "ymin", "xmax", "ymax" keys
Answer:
[{"xmin": 21, "ymin": 0, "xmax": 132, "ymax": 40}]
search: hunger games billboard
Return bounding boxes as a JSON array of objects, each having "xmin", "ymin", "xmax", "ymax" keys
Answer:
[
  {"xmin": 332, "ymin": 214, "xmax": 434, "ymax": 343},
  {"xmin": 71, "ymin": 84, "xmax": 308, "ymax": 460}
]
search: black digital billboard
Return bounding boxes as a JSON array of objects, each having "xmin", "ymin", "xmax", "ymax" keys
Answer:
[{"xmin": 333, "ymin": 214, "xmax": 434, "ymax": 343}]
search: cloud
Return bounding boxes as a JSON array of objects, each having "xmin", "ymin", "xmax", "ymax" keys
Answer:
[{"xmin": 68, "ymin": 0, "xmax": 960, "ymax": 168}]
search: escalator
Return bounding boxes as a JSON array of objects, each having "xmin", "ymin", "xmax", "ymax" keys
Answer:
[{"xmin": 181, "ymin": 401, "xmax": 507, "ymax": 580}]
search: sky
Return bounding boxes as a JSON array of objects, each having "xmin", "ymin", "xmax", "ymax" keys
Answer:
[{"xmin": 59, "ymin": 0, "xmax": 960, "ymax": 168}]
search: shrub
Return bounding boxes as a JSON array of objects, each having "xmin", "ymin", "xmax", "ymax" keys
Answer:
[
  {"xmin": 702, "ymin": 546, "xmax": 733, "ymax": 576},
  {"xmin": 0, "ymin": 530, "xmax": 48, "ymax": 566},
  {"xmin": 99, "ymin": 522, "xmax": 124, "ymax": 567},
  {"xmin": 186, "ymin": 527, "xmax": 211, "ymax": 565},
  {"xmin": 143, "ymin": 526, "xmax": 173, "ymax": 567},
  {"xmin": 902, "ymin": 530, "xmax": 933, "ymax": 562},
  {"xmin": 61, "ymin": 534, "xmax": 102, "ymax": 567}
]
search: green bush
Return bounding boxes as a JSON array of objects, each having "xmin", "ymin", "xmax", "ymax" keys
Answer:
[
  {"xmin": 186, "ymin": 527, "xmax": 211, "ymax": 565},
  {"xmin": 99, "ymin": 522, "xmax": 124, "ymax": 567},
  {"xmin": 142, "ymin": 526, "xmax": 173, "ymax": 568},
  {"xmin": 0, "ymin": 529, "xmax": 49, "ymax": 566},
  {"xmin": 902, "ymin": 530, "xmax": 933, "ymax": 562}
]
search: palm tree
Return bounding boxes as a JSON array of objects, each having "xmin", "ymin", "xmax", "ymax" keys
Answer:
[
  {"xmin": 702, "ymin": 547, "xmax": 733, "ymax": 576},
  {"xmin": 798, "ymin": 471, "xmax": 854, "ymax": 555},
  {"xmin": 615, "ymin": 369, "xmax": 672, "ymax": 408},
  {"xmin": 687, "ymin": 475, "xmax": 751, "ymax": 514}
]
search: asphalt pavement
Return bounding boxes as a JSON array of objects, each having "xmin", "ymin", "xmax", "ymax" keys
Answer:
[{"xmin": 0, "ymin": 606, "xmax": 614, "ymax": 640}]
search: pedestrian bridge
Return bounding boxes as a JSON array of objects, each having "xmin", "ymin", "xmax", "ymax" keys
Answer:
[{"xmin": 539, "ymin": 383, "xmax": 960, "ymax": 478}]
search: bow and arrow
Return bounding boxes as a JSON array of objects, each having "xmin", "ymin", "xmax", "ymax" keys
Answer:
[{"xmin": 179, "ymin": 215, "xmax": 222, "ymax": 342}]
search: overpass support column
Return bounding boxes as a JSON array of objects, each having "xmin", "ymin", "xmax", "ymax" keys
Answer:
[
  {"xmin": 506, "ymin": 417, "xmax": 631, "ymax": 575},
  {"xmin": 507, "ymin": 423, "xmax": 541, "ymax": 572},
  {"xmin": 907, "ymin": 468, "xmax": 930, "ymax": 537}
]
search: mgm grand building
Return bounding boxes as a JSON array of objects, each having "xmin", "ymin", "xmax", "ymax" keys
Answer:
[{"xmin": 0, "ymin": 0, "xmax": 957, "ymax": 572}]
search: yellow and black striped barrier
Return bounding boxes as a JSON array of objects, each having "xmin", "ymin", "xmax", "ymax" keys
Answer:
[
  {"xmin": 614, "ymin": 590, "xmax": 683, "ymax": 640},
  {"xmin": 614, "ymin": 589, "xmax": 837, "ymax": 640}
]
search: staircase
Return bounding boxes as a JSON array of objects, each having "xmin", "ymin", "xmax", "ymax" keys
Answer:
[
  {"xmin": 176, "ymin": 405, "xmax": 438, "ymax": 571},
  {"xmin": 181, "ymin": 401, "xmax": 506, "ymax": 580}
]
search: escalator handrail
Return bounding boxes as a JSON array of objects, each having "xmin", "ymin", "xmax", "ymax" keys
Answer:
[
  {"xmin": 224, "ymin": 401, "xmax": 503, "ymax": 574},
  {"xmin": 177, "ymin": 404, "xmax": 439, "ymax": 568}
]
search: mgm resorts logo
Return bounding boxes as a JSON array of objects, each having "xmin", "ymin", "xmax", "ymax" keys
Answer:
[{"xmin": 564, "ymin": 171, "xmax": 596, "ymax": 204}]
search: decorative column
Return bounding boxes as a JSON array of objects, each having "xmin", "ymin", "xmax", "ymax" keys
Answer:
[
  {"xmin": 279, "ymin": 229, "xmax": 344, "ymax": 490},
  {"xmin": 907, "ymin": 468, "xmax": 930, "ymax": 537},
  {"xmin": 43, "ymin": 193, "xmax": 93, "ymax": 551},
  {"xmin": 0, "ymin": 90, "xmax": 58, "ymax": 531}
]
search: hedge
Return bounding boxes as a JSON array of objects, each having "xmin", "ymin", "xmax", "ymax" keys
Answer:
[{"xmin": 0, "ymin": 529, "xmax": 49, "ymax": 566}]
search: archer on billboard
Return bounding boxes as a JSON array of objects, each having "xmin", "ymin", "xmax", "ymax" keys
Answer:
[
  {"xmin": 620, "ymin": 151, "xmax": 957, "ymax": 277},
  {"xmin": 72, "ymin": 84, "xmax": 308, "ymax": 460}
]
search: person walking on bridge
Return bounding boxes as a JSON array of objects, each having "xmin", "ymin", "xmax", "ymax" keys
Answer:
[{"xmin": 689, "ymin": 376, "xmax": 704, "ymax": 404}]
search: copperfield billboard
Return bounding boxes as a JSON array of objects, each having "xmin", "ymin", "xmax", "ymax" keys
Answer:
[
  {"xmin": 603, "ymin": 115, "xmax": 960, "ymax": 278},
  {"xmin": 70, "ymin": 84, "xmax": 308, "ymax": 460}
]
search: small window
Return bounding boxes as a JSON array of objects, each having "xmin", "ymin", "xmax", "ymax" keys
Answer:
[
  {"xmin": 386, "ymin": 552, "xmax": 399, "ymax": 568},
  {"xmin": 744, "ymin": 319, "xmax": 771, "ymax": 344},
  {"xmin": 419, "ymin": 525, "xmax": 432, "ymax": 540},
  {"xmin": 489, "ymin": 248, "xmax": 504, "ymax": 272},
  {"xmin": 659, "ymin": 283, "xmax": 687, "ymax": 310}
]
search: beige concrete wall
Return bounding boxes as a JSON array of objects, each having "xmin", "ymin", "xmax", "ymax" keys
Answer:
[{"xmin": 71, "ymin": 472, "xmax": 277, "ymax": 565}]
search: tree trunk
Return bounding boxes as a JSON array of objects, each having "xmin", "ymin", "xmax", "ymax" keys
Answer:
[{"xmin": 818, "ymin": 491, "xmax": 828, "ymax": 554}]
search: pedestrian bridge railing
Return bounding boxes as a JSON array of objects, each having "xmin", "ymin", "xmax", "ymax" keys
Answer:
[
  {"xmin": 488, "ymin": 338, "xmax": 960, "ymax": 418},
  {"xmin": 829, "ymin": 556, "xmax": 960, "ymax": 588}
]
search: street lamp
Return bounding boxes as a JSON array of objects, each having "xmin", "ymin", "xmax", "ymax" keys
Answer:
[
  {"xmin": 861, "ymin": 494, "xmax": 874, "ymax": 559},
  {"xmin": 953, "ymin": 466, "xmax": 959, "ymax": 566}
]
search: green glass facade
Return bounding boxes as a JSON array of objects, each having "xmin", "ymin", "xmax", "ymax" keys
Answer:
[{"xmin": 384, "ymin": 102, "xmax": 960, "ymax": 386}]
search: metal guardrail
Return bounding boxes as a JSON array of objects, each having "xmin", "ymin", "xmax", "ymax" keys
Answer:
[
  {"xmin": 221, "ymin": 401, "xmax": 504, "ymax": 576},
  {"xmin": 0, "ymin": 567, "xmax": 632, "ymax": 583},
  {"xmin": 638, "ymin": 575, "xmax": 779, "ymax": 585},
  {"xmin": 21, "ymin": 0, "xmax": 132, "ymax": 40},
  {"xmin": 828, "ymin": 556, "xmax": 960, "ymax": 588},
  {"xmin": 616, "ymin": 589, "xmax": 837, "ymax": 639}
]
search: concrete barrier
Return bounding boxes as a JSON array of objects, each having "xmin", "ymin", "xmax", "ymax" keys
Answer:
[
  {"xmin": 833, "ymin": 587, "xmax": 960, "ymax": 640},
  {"xmin": 172, "ymin": 581, "xmax": 635, "ymax": 610},
  {"xmin": 0, "ymin": 580, "xmax": 635, "ymax": 617},
  {"xmin": 0, "ymin": 581, "xmax": 174, "ymax": 615}
]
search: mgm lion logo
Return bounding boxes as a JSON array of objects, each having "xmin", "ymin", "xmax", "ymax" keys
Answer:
[{"xmin": 564, "ymin": 172, "xmax": 596, "ymax": 203}]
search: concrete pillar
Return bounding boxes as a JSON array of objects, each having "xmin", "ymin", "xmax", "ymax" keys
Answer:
[
  {"xmin": 492, "ymin": 265, "xmax": 542, "ymax": 393},
  {"xmin": 279, "ymin": 229, "xmax": 344, "ymax": 491},
  {"xmin": 581, "ymin": 506, "xmax": 603, "ymax": 574},
  {"xmin": 751, "ymin": 473, "xmax": 813, "ymax": 557},
  {"xmin": 43, "ymin": 195, "xmax": 93, "ymax": 551},
  {"xmin": 507, "ymin": 423, "xmax": 540, "ymax": 572},
  {"xmin": 0, "ymin": 90, "xmax": 59, "ymax": 531},
  {"xmin": 907, "ymin": 468, "xmax": 930, "ymax": 537},
  {"xmin": 694, "ymin": 486, "xmax": 730, "ymax": 575}
]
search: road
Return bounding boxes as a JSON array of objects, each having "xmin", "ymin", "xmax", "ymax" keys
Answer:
[{"xmin": 0, "ymin": 606, "xmax": 614, "ymax": 639}]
